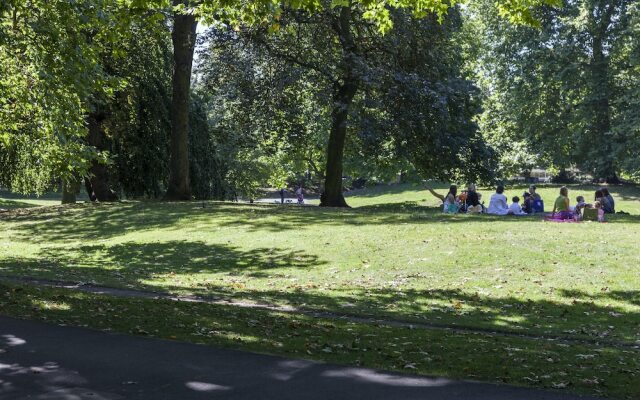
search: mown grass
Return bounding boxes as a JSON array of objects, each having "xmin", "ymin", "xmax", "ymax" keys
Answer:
[
  {"xmin": 0, "ymin": 189, "xmax": 72, "ymax": 210},
  {"xmin": 1, "ymin": 282, "xmax": 638, "ymax": 399},
  {"xmin": 0, "ymin": 183, "xmax": 639, "ymax": 398}
]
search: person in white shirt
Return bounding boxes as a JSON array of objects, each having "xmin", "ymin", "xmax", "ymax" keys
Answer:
[
  {"xmin": 487, "ymin": 185, "xmax": 509, "ymax": 215},
  {"xmin": 508, "ymin": 196, "xmax": 527, "ymax": 215}
]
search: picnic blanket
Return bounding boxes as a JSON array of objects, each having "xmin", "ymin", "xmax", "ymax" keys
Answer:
[{"xmin": 544, "ymin": 214, "xmax": 579, "ymax": 223}]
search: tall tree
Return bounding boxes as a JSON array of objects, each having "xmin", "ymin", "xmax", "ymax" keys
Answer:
[
  {"xmin": 165, "ymin": 0, "xmax": 561, "ymax": 203},
  {"xmin": 0, "ymin": 0, "xmax": 561, "ymax": 199},
  {"xmin": 165, "ymin": 0, "xmax": 198, "ymax": 200},
  {"xmin": 0, "ymin": 0, "xmax": 132, "ymax": 195},
  {"xmin": 468, "ymin": 0, "xmax": 636, "ymax": 182}
]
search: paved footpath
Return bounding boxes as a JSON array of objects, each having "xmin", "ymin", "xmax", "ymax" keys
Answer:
[{"xmin": 0, "ymin": 316, "xmax": 598, "ymax": 400}]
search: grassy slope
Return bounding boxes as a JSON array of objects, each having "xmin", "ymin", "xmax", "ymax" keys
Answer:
[{"xmin": 0, "ymin": 183, "xmax": 639, "ymax": 398}]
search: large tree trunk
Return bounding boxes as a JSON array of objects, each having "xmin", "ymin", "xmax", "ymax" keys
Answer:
[
  {"xmin": 589, "ymin": 2, "xmax": 617, "ymax": 181},
  {"xmin": 165, "ymin": 2, "xmax": 197, "ymax": 201},
  {"xmin": 85, "ymin": 113, "xmax": 118, "ymax": 202},
  {"xmin": 320, "ymin": 5, "xmax": 359, "ymax": 208},
  {"xmin": 61, "ymin": 180, "xmax": 79, "ymax": 204},
  {"xmin": 320, "ymin": 81, "xmax": 358, "ymax": 207}
]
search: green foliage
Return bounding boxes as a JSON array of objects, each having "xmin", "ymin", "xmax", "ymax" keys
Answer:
[
  {"xmin": 195, "ymin": 0, "xmax": 559, "ymax": 32},
  {"xmin": 189, "ymin": 95, "xmax": 227, "ymax": 200},
  {"xmin": 196, "ymin": 27, "xmax": 327, "ymax": 197},
  {"xmin": 105, "ymin": 20, "xmax": 174, "ymax": 198},
  {"xmin": 197, "ymin": 4, "xmax": 495, "ymax": 192},
  {"xmin": 0, "ymin": 0, "xmax": 151, "ymax": 194},
  {"xmin": 467, "ymin": 0, "xmax": 639, "ymax": 180},
  {"xmin": 0, "ymin": 0, "xmax": 564, "ymax": 197}
]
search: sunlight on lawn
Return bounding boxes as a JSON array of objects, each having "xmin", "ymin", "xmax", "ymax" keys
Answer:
[
  {"xmin": 0, "ymin": 183, "xmax": 639, "ymax": 399},
  {"xmin": 0, "ymin": 183, "xmax": 637, "ymax": 343}
]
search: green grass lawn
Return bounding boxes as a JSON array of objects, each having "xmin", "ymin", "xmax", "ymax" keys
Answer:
[
  {"xmin": 1, "ymin": 183, "xmax": 639, "ymax": 398},
  {"xmin": 0, "ymin": 189, "xmax": 70, "ymax": 210}
]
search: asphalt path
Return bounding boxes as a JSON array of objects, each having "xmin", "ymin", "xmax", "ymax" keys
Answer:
[{"xmin": 0, "ymin": 316, "xmax": 599, "ymax": 400}]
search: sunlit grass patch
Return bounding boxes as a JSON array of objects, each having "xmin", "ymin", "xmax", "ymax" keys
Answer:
[{"xmin": 0, "ymin": 183, "xmax": 639, "ymax": 398}]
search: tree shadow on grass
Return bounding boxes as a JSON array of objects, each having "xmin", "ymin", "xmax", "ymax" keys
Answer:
[
  {"xmin": 174, "ymin": 285, "xmax": 640, "ymax": 346},
  {"xmin": 0, "ymin": 199, "xmax": 42, "ymax": 210},
  {"xmin": 0, "ymin": 240, "xmax": 326, "ymax": 287},
  {"xmin": 3, "ymin": 199, "xmax": 640, "ymax": 244},
  {"xmin": 3, "ymin": 282, "xmax": 638, "ymax": 399},
  {"xmin": 2, "ymin": 237, "xmax": 637, "ymax": 345}
]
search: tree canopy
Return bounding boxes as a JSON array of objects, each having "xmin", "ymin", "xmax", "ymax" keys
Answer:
[{"xmin": 5, "ymin": 0, "xmax": 637, "ymax": 205}]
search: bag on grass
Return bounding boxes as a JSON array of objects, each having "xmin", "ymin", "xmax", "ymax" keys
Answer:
[
  {"xmin": 532, "ymin": 199, "xmax": 544, "ymax": 213},
  {"xmin": 582, "ymin": 207, "xmax": 599, "ymax": 222}
]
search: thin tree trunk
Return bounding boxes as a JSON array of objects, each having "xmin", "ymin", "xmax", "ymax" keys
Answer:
[
  {"xmin": 320, "ymin": 5, "xmax": 359, "ymax": 208},
  {"xmin": 165, "ymin": 2, "xmax": 197, "ymax": 201}
]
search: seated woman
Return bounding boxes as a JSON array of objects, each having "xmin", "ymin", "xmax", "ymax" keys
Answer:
[
  {"xmin": 465, "ymin": 183, "xmax": 483, "ymax": 213},
  {"xmin": 522, "ymin": 185, "xmax": 540, "ymax": 213},
  {"xmin": 600, "ymin": 188, "xmax": 615, "ymax": 214},
  {"xmin": 425, "ymin": 184, "xmax": 460, "ymax": 213},
  {"xmin": 552, "ymin": 186, "xmax": 572, "ymax": 219},
  {"xmin": 487, "ymin": 185, "xmax": 509, "ymax": 215},
  {"xmin": 594, "ymin": 190, "xmax": 612, "ymax": 214}
]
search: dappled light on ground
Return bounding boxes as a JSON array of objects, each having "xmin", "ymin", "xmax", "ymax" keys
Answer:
[
  {"xmin": 1, "ymin": 286, "xmax": 638, "ymax": 398},
  {"xmin": 321, "ymin": 368, "xmax": 451, "ymax": 387},
  {"xmin": 1, "ymin": 183, "xmax": 639, "ymax": 398},
  {"xmin": 185, "ymin": 381, "xmax": 232, "ymax": 392}
]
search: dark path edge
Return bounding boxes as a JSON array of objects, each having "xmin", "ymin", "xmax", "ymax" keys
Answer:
[
  {"xmin": 0, "ymin": 315, "xmax": 603, "ymax": 400},
  {"xmin": 1, "ymin": 274, "xmax": 638, "ymax": 351}
]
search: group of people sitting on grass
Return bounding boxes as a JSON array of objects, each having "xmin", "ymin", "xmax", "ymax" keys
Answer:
[{"xmin": 425, "ymin": 184, "xmax": 616, "ymax": 221}]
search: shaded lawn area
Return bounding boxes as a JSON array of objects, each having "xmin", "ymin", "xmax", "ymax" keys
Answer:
[
  {"xmin": 0, "ymin": 183, "xmax": 639, "ymax": 398},
  {"xmin": 1, "ymin": 282, "xmax": 638, "ymax": 399},
  {"xmin": 0, "ymin": 189, "xmax": 66, "ymax": 210}
]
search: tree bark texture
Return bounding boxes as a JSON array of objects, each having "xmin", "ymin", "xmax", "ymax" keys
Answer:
[
  {"xmin": 61, "ymin": 180, "xmax": 79, "ymax": 204},
  {"xmin": 320, "ymin": 81, "xmax": 358, "ymax": 207},
  {"xmin": 589, "ymin": 1, "xmax": 617, "ymax": 181},
  {"xmin": 320, "ymin": 5, "xmax": 359, "ymax": 207},
  {"xmin": 165, "ymin": 3, "xmax": 197, "ymax": 201}
]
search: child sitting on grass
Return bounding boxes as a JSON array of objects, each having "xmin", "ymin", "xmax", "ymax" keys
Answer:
[
  {"xmin": 594, "ymin": 201, "xmax": 605, "ymax": 222},
  {"xmin": 573, "ymin": 195, "xmax": 587, "ymax": 219},
  {"xmin": 508, "ymin": 196, "xmax": 527, "ymax": 215}
]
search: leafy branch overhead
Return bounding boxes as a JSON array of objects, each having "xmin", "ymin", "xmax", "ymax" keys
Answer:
[{"xmin": 125, "ymin": 0, "xmax": 562, "ymax": 29}]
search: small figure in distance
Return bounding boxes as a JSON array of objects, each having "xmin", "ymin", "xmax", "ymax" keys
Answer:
[
  {"xmin": 525, "ymin": 185, "xmax": 544, "ymax": 213},
  {"xmin": 465, "ymin": 183, "xmax": 483, "ymax": 213},
  {"xmin": 424, "ymin": 183, "xmax": 460, "ymax": 213},
  {"xmin": 279, "ymin": 188, "xmax": 287, "ymax": 205},
  {"xmin": 596, "ymin": 201, "xmax": 605, "ymax": 222},
  {"xmin": 594, "ymin": 190, "xmax": 611, "ymax": 214},
  {"xmin": 508, "ymin": 196, "xmax": 527, "ymax": 215},
  {"xmin": 573, "ymin": 195, "xmax": 588, "ymax": 220},
  {"xmin": 528, "ymin": 185, "xmax": 541, "ymax": 201},
  {"xmin": 487, "ymin": 185, "xmax": 509, "ymax": 215},
  {"xmin": 296, "ymin": 186, "xmax": 304, "ymax": 204},
  {"xmin": 552, "ymin": 186, "xmax": 572, "ymax": 219},
  {"xmin": 521, "ymin": 192, "xmax": 532, "ymax": 213},
  {"xmin": 599, "ymin": 187, "xmax": 615, "ymax": 214}
]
